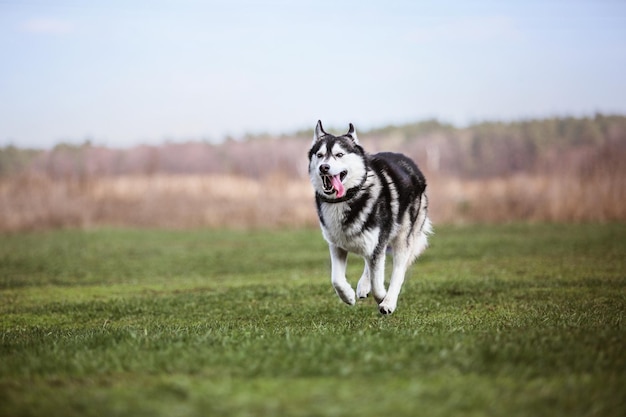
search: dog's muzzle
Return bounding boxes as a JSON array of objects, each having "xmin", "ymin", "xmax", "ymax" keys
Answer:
[{"xmin": 320, "ymin": 168, "xmax": 347, "ymax": 195}]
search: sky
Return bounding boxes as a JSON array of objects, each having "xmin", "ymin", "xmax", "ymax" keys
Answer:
[{"xmin": 1, "ymin": 0, "xmax": 625, "ymax": 148}]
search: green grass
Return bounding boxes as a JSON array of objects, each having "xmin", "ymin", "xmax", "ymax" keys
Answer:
[{"xmin": 1, "ymin": 224, "xmax": 625, "ymax": 417}]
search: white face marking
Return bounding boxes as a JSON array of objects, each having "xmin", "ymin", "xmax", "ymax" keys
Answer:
[
  {"xmin": 333, "ymin": 143, "xmax": 366, "ymax": 190},
  {"xmin": 308, "ymin": 140, "xmax": 367, "ymax": 197},
  {"xmin": 309, "ymin": 143, "xmax": 344, "ymax": 192},
  {"xmin": 310, "ymin": 143, "xmax": 348, "ymax": 175}
]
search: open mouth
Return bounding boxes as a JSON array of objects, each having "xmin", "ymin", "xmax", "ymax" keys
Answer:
[{"xmin": 321, "ymin": 170, "xmax": 347, "ymax": 196}]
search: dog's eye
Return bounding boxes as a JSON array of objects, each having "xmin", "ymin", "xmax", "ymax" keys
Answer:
[
  {"xmin": 335, "ymin": 153, "xmax": 344, "ymax": 158},
  {"xmin": 316, "ymin": 152, "xmax": 324, "ymax": 158}
]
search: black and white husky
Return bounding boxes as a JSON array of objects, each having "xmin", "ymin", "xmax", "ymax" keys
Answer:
[{"xmin": 308, "ymin": 120, "xmax": 432, "ymax": 315}]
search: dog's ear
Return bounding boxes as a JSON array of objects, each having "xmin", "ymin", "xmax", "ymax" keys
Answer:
[
  {"xmin": 313, "ymin": 120, "xmax": 328, "ymax": 143},
  {"xmin": 345, "ymin": 123, "xmax": 360, "ymax": 145}
]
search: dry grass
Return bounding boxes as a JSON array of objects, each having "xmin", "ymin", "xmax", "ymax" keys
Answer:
[
  {"xmin": 0, "ymin": 174, "xmax": 316, "ymax": 231},
  {"xmin": 430, "ymin": 173, "xmax": 626, "ymax": 224},
  {"xmin": 1, "ymin": 169, "xmax": 624, "ymax": 232}
]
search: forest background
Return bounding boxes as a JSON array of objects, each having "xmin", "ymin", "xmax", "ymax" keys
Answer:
[{"xmin": 1, "ymin": 114, "xmax": 624, "ymax": 232}]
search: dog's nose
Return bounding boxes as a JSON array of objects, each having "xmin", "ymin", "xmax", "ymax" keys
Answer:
[{"xmin": 319, "ymin": 164, "xmax": 330, "ymax": 174}]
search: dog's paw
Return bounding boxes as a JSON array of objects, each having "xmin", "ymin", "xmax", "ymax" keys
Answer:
[
  {"xmin": 378, "ymin": 297, "xmax": 397, "ymax": 315},
  {"xmin": 334, "ymin": 283, "xmax": 356, "ymax": 306}
]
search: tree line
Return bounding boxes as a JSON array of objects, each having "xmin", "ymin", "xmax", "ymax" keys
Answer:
[{"xmin": 1, "ymin": 114, "xmax": 624, "ymax": 180}]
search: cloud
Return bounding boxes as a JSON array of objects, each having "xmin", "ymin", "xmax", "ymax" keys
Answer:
[{"xmin": 21, "ymin": 18, "xmax": 74, "ymax": 35}]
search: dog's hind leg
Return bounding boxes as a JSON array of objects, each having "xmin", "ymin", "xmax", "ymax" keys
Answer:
[
  {"xmin": 356, "ymin": 262, "xmax": 371, "ymax": 299},
  {"xmin": 329, "ymin": 244, "xmax": 356, "ymax": 306},
  {"xmin": 367, "ymin": 252, "xmax": 387, "ymax": 305},
  {"xmin": 379, "ymin": 224, "xmax": 430, "ymax": 314},
  {"xmin": 378, "ymin": 247, "xmax": 411, "ymax": 315}
]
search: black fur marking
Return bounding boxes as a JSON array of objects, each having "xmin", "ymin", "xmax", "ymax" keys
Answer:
[
  {"xmin": 315, "ymin": 197, "xmax": 325, "ymax": 227},
  {"xmin": 308, "ymin": 135, "xmax": 364, "ymax": 162},
  {"xmin": 370, "ymin": 153, "xmax": 426, "ymax": 217},
  {"xmin": 370, "ymin": 168, "xmax": 394, "ymax": 261},
  {"xmin": 342, "ymin": 189, "xmax": 371, "ymax": 229}
]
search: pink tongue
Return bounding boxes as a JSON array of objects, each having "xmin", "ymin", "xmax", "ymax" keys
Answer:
[{"xmin": 330, "ymin": 175, "xmax": 345, "ymax": 198}]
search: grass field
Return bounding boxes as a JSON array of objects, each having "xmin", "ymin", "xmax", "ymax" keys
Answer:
[{"xmin": 1, "ymin": 224, "xmax": 625, "ymax": 416}]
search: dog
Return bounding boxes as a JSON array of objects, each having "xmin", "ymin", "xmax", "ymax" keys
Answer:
[{"xmin": 308, "ymin": 120, "xmax": 432, "ymax": 314}]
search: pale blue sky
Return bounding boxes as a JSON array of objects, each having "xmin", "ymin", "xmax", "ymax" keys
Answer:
[{"xmin": 1, "ymin": 0, "xmax": 625, "ymax": 148}]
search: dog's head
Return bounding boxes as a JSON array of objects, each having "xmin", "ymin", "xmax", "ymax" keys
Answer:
[{"xmin": 308, "ymin": 120, "xmax": 367, "ymax": 199}]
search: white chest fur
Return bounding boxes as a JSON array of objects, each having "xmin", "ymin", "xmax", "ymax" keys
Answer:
[{"xmin": 319, "ymin": 202, "xmax": 380, "ymax": 256}]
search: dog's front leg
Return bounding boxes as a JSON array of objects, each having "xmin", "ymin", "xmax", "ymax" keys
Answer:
[{"xmin": 329, "ymin": 244, "xmax": 356, "ymax": 306}]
